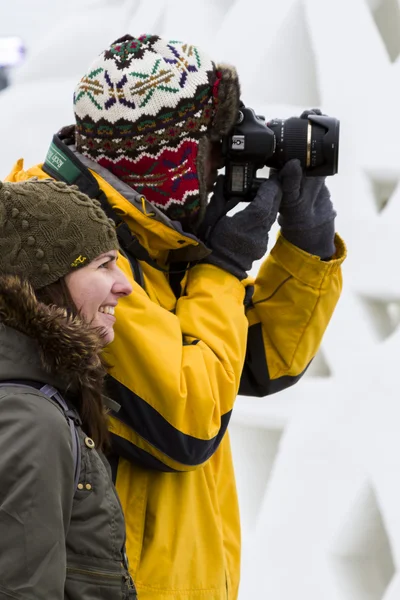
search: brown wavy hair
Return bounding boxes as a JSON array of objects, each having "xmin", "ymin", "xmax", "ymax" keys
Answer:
[{"xmin": 36, "ymin": 279, "xmax": 110, "ymax": 450}]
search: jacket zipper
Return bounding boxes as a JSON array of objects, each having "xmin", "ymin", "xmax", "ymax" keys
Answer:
[
  {"xmin": 122, "ymin": 550, "xmax": 137, "ymax": 597},
  {"xmin": 67, "ymin": 567, "xmax": 121, "ymax": 579},
  {"xmin": 124, "ymin": 573, "xmax": 138, "ymax": 598},
  {"xmin": 107, "ymin": 459, "xmax": 137, "ymax": 597},
  {"xmin": 113, "ymin": 483, "xmax": 137, "ymax": 593},
  {"xmin": 67, "ymin": 567, "xmax": 136, "ymax": 598}
]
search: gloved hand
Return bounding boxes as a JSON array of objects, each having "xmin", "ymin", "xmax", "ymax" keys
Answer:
[
  {"xmin": 201, "ymin": 175, "xmax": 281, "ymax": 280},
  {"xmin": 277, "ymin": 108, "xmax": 337, "ymax": 259}
]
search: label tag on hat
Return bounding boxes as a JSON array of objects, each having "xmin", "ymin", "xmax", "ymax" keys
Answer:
[
  {"xmin": 71, "ymin": 255, "xmax": 88, "ymax": 268},
  {"xmin": 44, "ymin": 141, "xmax": 81, "ymax": 184}
]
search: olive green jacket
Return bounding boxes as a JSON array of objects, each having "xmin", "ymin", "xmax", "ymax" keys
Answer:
[{"xmin": 0, "ymin": 275, "xmax": 136, "ymax": 599}]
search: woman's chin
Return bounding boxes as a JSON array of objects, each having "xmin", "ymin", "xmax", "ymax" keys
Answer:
[
  {"xmin": 91, "ymin": 323, "xmax": 115, "ymax": 347},
  {"xmin": 103, "ymin": 328, "xmax": 115, "ymax": 346}
]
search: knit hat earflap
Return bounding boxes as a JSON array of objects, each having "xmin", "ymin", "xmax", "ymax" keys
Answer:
[
  {"xmin": 74, "ymin": 34, "xmax": 241, "ymax": 230},
  {"xmin": 0, "ymin": 178, "xmax": 119, "ymax": 289}
]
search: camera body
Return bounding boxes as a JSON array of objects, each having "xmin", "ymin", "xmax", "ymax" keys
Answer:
[{"xmin": 222, "ymin": 105, "xmax": 340, "ymax": 201}]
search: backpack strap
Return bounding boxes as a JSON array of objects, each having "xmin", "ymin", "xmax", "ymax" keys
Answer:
[
  {"xmin": 0, "ymin": 381, "xmax": 82, "ymax": 491},
  {"xmin": 40, "ymin": 384, "xmax": 82, "ymax": 491}
]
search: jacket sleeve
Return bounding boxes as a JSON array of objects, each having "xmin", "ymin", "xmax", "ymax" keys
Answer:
[
  {"xmin": 103, "ymin": 259, "xmax": 248, "ymax": 473},
  {"xmin": 0, "ymin": 388, "xmax": 74, "ymax": 600},
  {"xmin": 240, "ymin": 232, "xmax": 346, "ymax": 396}
]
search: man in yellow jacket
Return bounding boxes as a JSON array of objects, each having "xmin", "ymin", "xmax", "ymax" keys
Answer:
[{"xmin": 7, "ymin": 34, "xmax": 346, "ymax": 600}]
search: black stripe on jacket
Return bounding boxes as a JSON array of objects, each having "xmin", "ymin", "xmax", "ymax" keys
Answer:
[
  {"xmin": 105, "ymin": 376, "xmax": 232, "ymax": 471},
  {"xmin": 239, "ymin": 323, "xmax": 310, "ymax": 396},
  {"xmin": 108, "ymin": 436, "xmax": 179, "ymax": 473}
]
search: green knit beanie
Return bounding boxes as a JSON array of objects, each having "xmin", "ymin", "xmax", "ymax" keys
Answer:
[{"xmin": 0, "ymin": 178, "xmax": 119, "ymax": 289}]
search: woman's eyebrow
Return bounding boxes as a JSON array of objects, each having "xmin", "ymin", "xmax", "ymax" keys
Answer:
[{"xmin": 98, "ymin": 253, "xmax": 118, "ymax": 263}]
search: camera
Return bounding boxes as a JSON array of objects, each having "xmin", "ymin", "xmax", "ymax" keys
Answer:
[{"xmin": 222, "ymin": 105, "xmax": 340, "ymax": 201}]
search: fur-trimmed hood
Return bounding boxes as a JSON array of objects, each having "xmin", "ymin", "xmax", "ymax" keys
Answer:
[{"xmin": 0, "ymin": 274, "xmax": 105, "ymax": 393}]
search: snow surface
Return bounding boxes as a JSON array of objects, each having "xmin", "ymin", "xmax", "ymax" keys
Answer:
[{"xmin": 1, "ymin": 1, "xmax": 400, "ymax": 598}]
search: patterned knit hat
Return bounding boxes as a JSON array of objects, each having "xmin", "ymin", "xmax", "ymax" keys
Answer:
[
  {"xmin": 0, "ymin": 178, "xmax": 119, "ymax": 289},
  {"xmin": 74, "ymin": 34, "xmax": 240, "ymax": 229}
]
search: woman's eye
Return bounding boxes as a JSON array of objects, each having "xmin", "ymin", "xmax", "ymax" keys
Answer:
[{"xmin": 98, "ymin": 261, "xmax": 109, "ymax": 269}]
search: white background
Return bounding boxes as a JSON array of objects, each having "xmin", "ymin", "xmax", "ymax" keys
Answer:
[{"xmin": 1, "ymin": 1, "xmax": 400, "ymax": 598}]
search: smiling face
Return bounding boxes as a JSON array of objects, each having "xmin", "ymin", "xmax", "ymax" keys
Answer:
[{"xmin": 64, "ymin": 250, "xmax": 132, "ymax": 345}]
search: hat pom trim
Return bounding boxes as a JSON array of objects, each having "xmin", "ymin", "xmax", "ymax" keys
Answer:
[{"xmin": 210, "ymin": 64, "xmax": 241, "ymax": 138}]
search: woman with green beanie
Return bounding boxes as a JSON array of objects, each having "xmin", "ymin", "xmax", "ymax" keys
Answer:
[{"xmin": 0, "ymin": 178, "xmax": 136, "ymax": 599}]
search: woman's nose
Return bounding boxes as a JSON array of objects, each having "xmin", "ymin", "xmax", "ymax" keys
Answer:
[{"xmin": 113, "ymin": 267, "xmax": 133, "ymax": 297}]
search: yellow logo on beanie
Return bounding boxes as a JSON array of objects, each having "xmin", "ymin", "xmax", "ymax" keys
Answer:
[{"xmin": 71, "ymin": 255, "xmax": 88, "ymax": 268}]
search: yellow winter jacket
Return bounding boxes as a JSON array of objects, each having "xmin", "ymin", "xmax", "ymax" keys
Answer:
[{"xmin": 6, "ymin": 137, "xmax": 346, "ymax": 600}]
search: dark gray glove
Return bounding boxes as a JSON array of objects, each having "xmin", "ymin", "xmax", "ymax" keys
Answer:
[
  {"xmin": 277, "ymin": 159, "xmax": 336, "ymax": 258},
  {"xmin": 277, "ymin": 109, "xmax": 337, "ymax": 259},
  {"xmin": 201, "ymin": 175, "xmax": 281, "ymax": 280}
]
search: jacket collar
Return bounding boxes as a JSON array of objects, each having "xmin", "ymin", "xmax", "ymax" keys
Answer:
[{"xmin": 0, "ymin": 275, "xmax": 105, "ymax": 394}]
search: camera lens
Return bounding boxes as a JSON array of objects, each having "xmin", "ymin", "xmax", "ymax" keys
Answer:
[{"xmin": 266, "ymin": 116, "xmax": 340, "ymax": 176}]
